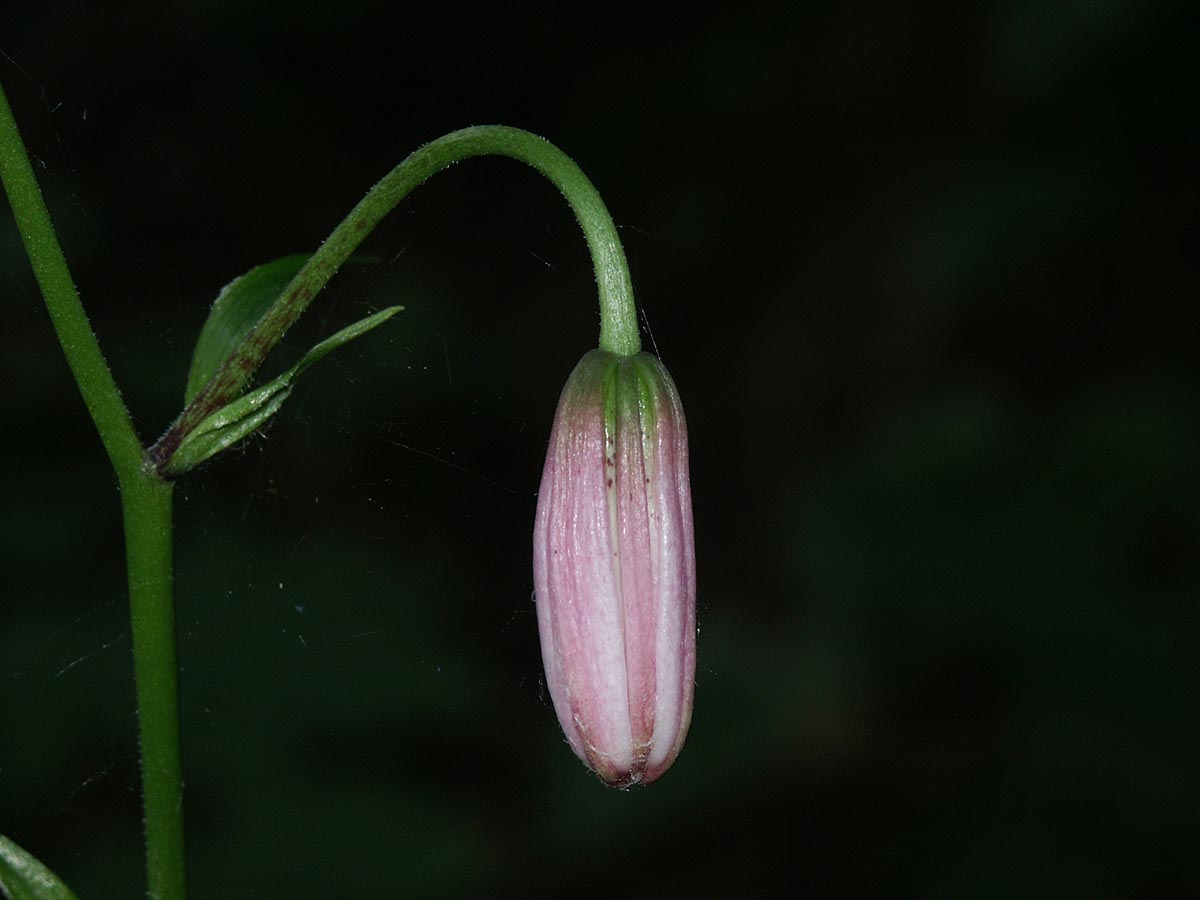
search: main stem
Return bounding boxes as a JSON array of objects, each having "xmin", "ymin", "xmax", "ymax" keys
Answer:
[
  {"xmin": 151, "ymin": 125, "xmax": 641, "ymax": 472},
  {"xmin": 122, "ymin": 473, "xmax": 184, "ymax": 900},
  {"xmin": 1, "ymin": 83, "xmax": 185, "ymax": 900}
]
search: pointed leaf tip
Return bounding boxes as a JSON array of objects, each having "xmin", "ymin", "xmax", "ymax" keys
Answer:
[{"xmin": 290, "ymin": 305, "xmax": 403, "ymax": 379}]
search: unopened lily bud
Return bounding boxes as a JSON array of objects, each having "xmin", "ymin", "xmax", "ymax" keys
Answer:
[{"xmin": 533, "ymin": 349, "xmax": 696, "ymax": 787}]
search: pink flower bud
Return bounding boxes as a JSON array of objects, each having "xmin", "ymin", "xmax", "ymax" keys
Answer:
[{"xmin": 533, "ymin": 350, "xmax": 696, "ymax": 787}]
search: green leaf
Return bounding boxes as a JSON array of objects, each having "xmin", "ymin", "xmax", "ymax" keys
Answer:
[
  {"xmin": 185, "ymin": 254, "xmax": 311, "ymax": 403},
  {"xmin": 0, "ymin": 835, "xmax": 81, "ymax": 900},
  {"xmin": 168, "ymin": 305, "xmax": 402, "ymax": 474}
]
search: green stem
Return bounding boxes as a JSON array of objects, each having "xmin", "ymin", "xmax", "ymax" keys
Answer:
[
  {"xmin": 122, "ymin": 472, "xmax": 184, "ymax": 900},
  {"xmin": 0, "ymin": 82, "xmax": 144, "ymax": 484},
  {"xmin": 1, "ymin": 82, "xmax": 186, "ymax": 900},
  {"xmin": 149, "ymin": 125, "xmax": 639, "ymax": 471}
]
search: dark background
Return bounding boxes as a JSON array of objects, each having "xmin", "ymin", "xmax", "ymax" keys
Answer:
[{"xmin": 2, "ymin": 2, "xmax": 1196, "ymax": 897}]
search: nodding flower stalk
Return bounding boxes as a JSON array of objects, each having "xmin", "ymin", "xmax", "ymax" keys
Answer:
[{"xmin": 533, "ymin": 349, "xmax": 696, "ymax": 787}]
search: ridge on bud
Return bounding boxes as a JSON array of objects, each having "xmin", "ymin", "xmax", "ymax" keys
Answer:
[{"xmin": 533, "ymin": 349, "xmax": 696, "ymax": 787}]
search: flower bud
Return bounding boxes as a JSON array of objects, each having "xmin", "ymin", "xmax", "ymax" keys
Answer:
[{"xmin": 533, "ymin": 349, "xmax": 696, "ymax": 787}]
